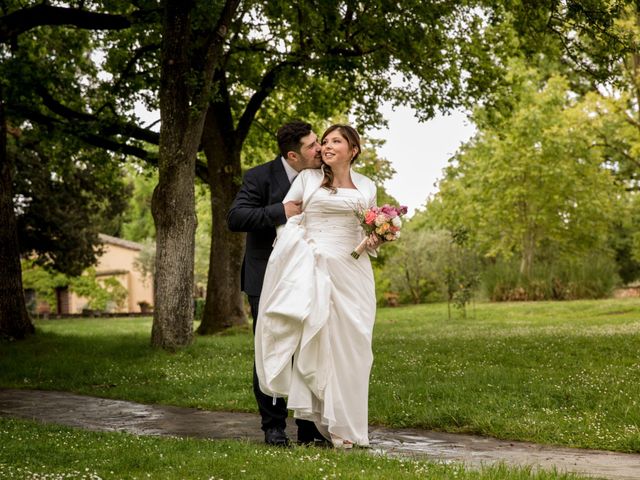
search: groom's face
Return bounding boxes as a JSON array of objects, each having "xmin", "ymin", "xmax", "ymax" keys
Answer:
[{"xmin": 290, "ymin": 132, "xmax": 322, "ymax": 171}]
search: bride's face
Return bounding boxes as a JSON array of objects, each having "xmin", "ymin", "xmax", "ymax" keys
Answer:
[{"xmin": 321, "ymin": 130, "xmax": 357, "ymax": 168}]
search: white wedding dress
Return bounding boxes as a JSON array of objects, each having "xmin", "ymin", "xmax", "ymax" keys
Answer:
[{"xmin": 255, "ymin": 169, "xmax": 377, "ymax": 446}]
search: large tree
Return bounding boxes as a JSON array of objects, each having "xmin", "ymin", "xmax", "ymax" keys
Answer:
[
  {"xmin": 0, "ymin": 1, "xmax": 147, "ymax": 339},
  {"xmin": 0, "ymin": 0, "xmax": 224, "ymax": 346},
  {"xmin": 432, "ymin": 66, "xmax": 623, "ymax": 277}
]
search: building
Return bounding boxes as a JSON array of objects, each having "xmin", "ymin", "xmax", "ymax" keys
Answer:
[{"xmin": 58, "ymin": 234, "xmax": 154, "ymax": 314}]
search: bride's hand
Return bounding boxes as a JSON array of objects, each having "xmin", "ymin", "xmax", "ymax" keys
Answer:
[{"xmin": 366, "ymin": 234, "xmax": 382, "ymax": 250}]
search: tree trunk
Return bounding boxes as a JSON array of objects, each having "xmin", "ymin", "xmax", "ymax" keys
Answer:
[
  {"xmin": 633, "ymin": 11, "xmax": 640, "ymax": 117},
  {"xmin": 404, "ymin": 259, "xmax": 420, "ymax": 304},
  {"xmin": 150, "ymin": 0, "xmax": 239, "ymax": 348},
  {"xmin": 0, "ymin": 86, "xmax": 34, "ymax": 340},
  {"xmin": 151, "ymin": 155, "xmax": 197, "ymax": 349},
  {"xmin": 520, "ymin": 228, "xmax": 536, "ymax": 279},
  {"xmin": 198, "ymin": 104, "xmax": 247, "ymax": 334},
  {"xmin": 151, "ymin": 2, "xmax": 206, "ymax": 349}
]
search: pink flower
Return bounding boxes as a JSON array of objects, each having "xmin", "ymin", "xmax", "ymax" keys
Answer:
[
  {"xmin": 364, "ymin": 210, "xmax": 377, "ymax": 225},
  {"xmin": 380, "ymin": 205, "xmax": 397, "ymax": 218}
]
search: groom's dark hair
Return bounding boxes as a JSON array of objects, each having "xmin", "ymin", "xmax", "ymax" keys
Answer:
[{"xmin": 277, "ymin": 121, "xmax": 313, "ymax": 158}]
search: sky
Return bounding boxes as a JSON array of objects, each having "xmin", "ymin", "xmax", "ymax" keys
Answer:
[{"xmin": 370, "ymin": 105, "xmax": 476, "ymax": 216}]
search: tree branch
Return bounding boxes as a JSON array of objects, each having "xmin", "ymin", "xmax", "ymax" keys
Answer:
[
  {"xmin": 593, "ymin": 139, "xmax": 640, "ymax": 170},
  {"xmin": 191, "ymin": 0, "xmax": 241, "ymax": 110},
  {"xmin": 235, "ymin": 59, "xmax": 301, "ymax": 145},
  {"xmin": 10, "ymin": 104, "xmax": 210, "ymax": 182},
  {"xmin": 233, "ymin": 37, "xmax": 382, "ymax": 146},
  {"xmin": 107, "ymin": 43, "xmax": 161, "ymax": 101},
  {"xmin": 546, "ymin": 24, "xmax": 601, "ymax": 79},
  {"xmin": 0, "ymin": 4, "xmax": 151, "ymax": 42},
  {"xmin": 211, "ymin": 0, "xmax": 243, "ymax": 44},
  {"xmin": 12, "ymin": 103, "xmax": 155, "ymax": 158},
  {"xmin": 37, "ymin": 87, "xmax": 160, "ymax": 145}
]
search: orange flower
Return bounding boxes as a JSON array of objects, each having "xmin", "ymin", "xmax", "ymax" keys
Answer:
[
  {"xmin": 376, "ymin": 223, "xmax": 390, "ymax": 234},
  {"xmin": 365, "ymin": 210, "xmax": 377, "ymax": 225}
]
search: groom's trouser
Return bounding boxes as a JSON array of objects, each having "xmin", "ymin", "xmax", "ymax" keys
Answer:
[{"xmin": 249, "ymin": 295, "xmax": 316, "ymax": 435}]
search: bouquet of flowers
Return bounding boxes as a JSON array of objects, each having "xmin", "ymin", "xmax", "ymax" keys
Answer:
[{"xmin": 351, "ymin": 204, "xmax": 408, "ymax": 259}]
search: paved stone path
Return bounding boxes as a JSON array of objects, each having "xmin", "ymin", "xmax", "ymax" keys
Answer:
[{"xmin": 1, "ymin": 388, "xmax": 639, "ymax": 480}]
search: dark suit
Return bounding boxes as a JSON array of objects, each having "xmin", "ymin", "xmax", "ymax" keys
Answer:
[
  {"xmin": 228, "ymin": 156, "xmax": 313, "ymax": 435},
  {"xmin": 228, "ymin": 157, "xmax": 290, "ymax": 297}
]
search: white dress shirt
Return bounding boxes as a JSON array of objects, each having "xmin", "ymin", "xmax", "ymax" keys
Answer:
[{"xmin": 281, "ymin": 156, "xmax": 298, "ymax": 184}]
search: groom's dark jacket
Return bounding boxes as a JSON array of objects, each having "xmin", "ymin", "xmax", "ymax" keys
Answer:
[{"xmin": 227, "ymin": 156, "xmax": 291, "ymax": 297}]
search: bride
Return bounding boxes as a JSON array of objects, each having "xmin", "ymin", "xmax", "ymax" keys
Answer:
[{"xmin": 255, "ymin": 124, "xmax": 379, "ymax": 448}]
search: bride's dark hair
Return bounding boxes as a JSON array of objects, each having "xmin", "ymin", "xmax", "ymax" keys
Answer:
[{"xmin": 320, "ymin": 124, "xmax": 361, "ymax": 193}]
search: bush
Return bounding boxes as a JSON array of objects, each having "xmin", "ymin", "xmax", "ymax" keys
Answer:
[
  {"xmin": 376, "ymin": 230, "xmax": 451, "ymax": 305},
  {"xmin": 483, "ymin": 253, "xmax": 620, "ymax": 301},
  {"xmin": 194, "ymin": 297, "xmax": 205, "ymax": 321},
  {"xmin": 375, "ymin": 228, "xmax": 481, "ymax": 309},
  {"xmin": 70, "ymin": 270, "xmax": 128, "ymax": 312}
]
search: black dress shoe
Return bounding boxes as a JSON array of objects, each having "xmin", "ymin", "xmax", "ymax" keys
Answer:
[
  {"xmin": 264, "ymin": 427, "xmax": 290, "ymax": 447},
  {"xmin": 297, "ymin": 423, "xmax": 332, "ymax": 447}
]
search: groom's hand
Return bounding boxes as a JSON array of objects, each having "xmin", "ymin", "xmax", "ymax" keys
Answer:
[{"xmin": 284, "ymin": 200, "xmax": 302, "ymax": 218}]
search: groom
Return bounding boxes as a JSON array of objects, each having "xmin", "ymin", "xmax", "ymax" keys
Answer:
[{"xmin": 227, "ymin": 121, "xmax": 324, "ymax": 446}]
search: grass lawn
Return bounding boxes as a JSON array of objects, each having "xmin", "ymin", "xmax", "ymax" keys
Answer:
[
  {"xmin": 0, "ymin": 417, "xmax": 589, "ymax": 479},
  {"xmin": 1, "ymin": 299, "xmax": 639, "ymax": 453}
]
